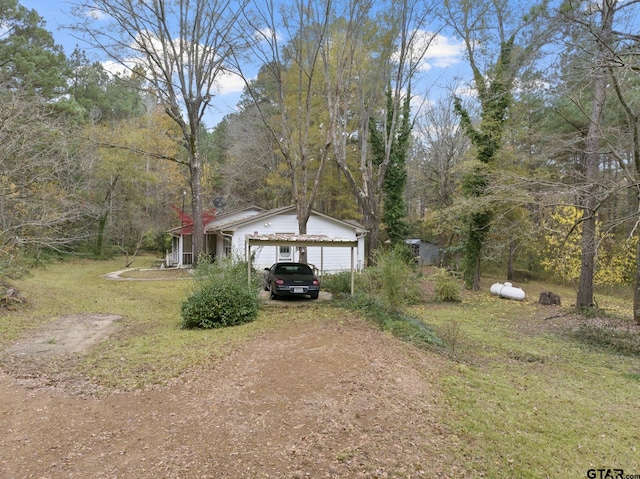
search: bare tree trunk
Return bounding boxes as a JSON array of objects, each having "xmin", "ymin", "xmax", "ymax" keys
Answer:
[
  {"xmin": 577, "ymin": 2, "xmax": 613, "ymax": 310},
  {"xmin": 507, "ymin": 241, "xmax": 515, "ymax": 281},
  {"xmin": 190, "ymin": 148, "xmax": 204, "ymax": 266},
  {"xmin": 635, "ymin": 221, "xmax": 640, "ymax": 323},
  {"xmin": 78, "ymin": 0, "xmax": 243, "ymax": 267},
  {"xmin": 297, "ymin": 201, "xmax": 310, "ymax": 264}
]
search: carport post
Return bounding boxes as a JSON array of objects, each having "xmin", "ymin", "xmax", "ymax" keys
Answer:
[
  {"xmin": 246, "ymin": 241, "xmax": 251, "ymax": 285},
  {"xmin": 350, "ymin": 246, "xmax": 354, "ymax": 295}
]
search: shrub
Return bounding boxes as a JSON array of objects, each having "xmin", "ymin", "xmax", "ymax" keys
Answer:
[
  {"xmin": 337, "ymin": 293, "xmax": 442, "ymax": 348},
  {"xmin": 181, "ymin": 281, "xmax": 258, "ymax": 329},
  {"xmin": 367, "ymin": 245, "xmax": 422, "ymax": 310},
  {"xmin": 322, "ymin": 271, "xmax": 357, "ymax": 294},
  {"xmin": 181, "ymin": 256, "xmax": 260, "ymax": 329},
  {"xmin": 142, "ymin": 228, "xmax": 171, "ymax": 255},
  {"xmin": 331, "ymin": 246, "xmax": 442, "ymax": 350},
  {"xmin": 434, "ymin": 269, "xmax": 461, "ymax": 302}
]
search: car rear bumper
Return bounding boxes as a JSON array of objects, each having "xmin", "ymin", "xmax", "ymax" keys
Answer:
[{"xmin": 273, "ymin": 286, "xmax": 320, "ymax": 296}]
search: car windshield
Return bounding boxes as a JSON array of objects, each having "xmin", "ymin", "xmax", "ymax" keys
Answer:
[{"xmin": 275, "ymin": 264, "xmax": 313, "ymax": 275}]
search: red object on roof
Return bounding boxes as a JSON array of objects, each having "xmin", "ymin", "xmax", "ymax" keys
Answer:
[{"xmin": 171, "ymin": 205, "xmax": 217, "ymax": 234}]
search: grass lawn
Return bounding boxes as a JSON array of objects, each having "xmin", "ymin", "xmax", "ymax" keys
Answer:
[
  {"xmin": 1, "ymin": 257, "xmax": 639, "ymax": 477},
  {"xmin": 0, "ymin": 256, "xmax": 295, "ymax": 390},
  {"xmin": 411, "ymin": 280, "xmax": 640, "ymax": 478}
]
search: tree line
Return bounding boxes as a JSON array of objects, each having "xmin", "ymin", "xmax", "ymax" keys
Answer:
[{"xmin": 3, "ymin": 0, "xmax": 640, "ymax": 322}]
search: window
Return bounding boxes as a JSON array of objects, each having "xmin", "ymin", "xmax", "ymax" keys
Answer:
[{"xmin": 278, "ymin": 245, "xmax": 292, "ymax": 260}]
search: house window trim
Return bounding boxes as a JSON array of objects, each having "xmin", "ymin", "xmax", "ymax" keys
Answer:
[{"xmin": 223, "ymin": 236, "xmax": 232, "ymax": 256}]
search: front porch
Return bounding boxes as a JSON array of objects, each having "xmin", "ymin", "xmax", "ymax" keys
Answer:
[{"xmin": 165, "ymin": 233, "xmax": 217, "ymax": 267}]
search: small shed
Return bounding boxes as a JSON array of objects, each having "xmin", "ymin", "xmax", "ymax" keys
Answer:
[{"xmin": 405, "ymin": 239, "xmax": 440, "ymax": 266}]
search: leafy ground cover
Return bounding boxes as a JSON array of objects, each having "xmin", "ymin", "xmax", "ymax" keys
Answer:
[{"xmin": 0, "ymin": 258, "xmax": 639, "ymax": 478}]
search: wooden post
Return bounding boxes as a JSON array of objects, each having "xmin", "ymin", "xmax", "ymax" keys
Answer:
[{"xmin": 350, "ymin": 246, "xmax": 355, "ymax": 295}]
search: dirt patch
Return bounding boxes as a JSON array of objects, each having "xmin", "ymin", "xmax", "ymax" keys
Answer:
[
  {"xmin": 0, "ymin": 315, "xmax": 461, "ymax": 478},
  {"xmin": 4, "ymin": 313, "xmax": 122, "ymax": 357}
]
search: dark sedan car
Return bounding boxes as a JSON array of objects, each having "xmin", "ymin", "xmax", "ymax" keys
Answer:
[{"xmin": 264, "ymin": 262, "xmax": 320, "ymax": 299}]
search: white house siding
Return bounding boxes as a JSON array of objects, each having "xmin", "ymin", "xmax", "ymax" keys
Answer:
[
  {"xmin": 305, "ymin": 215, "xmax": 363, "ymax": 272},
  {"xmin": 233, "ymin": 213, "xmax": 364, "ymax": 273}
]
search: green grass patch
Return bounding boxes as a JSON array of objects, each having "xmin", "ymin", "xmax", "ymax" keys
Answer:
[
  {"xmin": 335, "ymin": 294, "xmax": 442, "ymax": 349},
  {"xmin": 410, "ymin": 293, "xmax": 640, "ymax": 478},
  {"xmin": 0, "ymin": 256, "xmax": 282, "ymax": 391},
  {"xmin": 569, "ymin": 324, "xmax": 640, "ymax": 357}
]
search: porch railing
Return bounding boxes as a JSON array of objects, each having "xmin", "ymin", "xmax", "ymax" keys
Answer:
[
  {"xmin": 165, "ymin": 250, "xmax": 178, "ymax": 267},
  {"xmin": 165, "ymin": 250, "xmax": 194, "ymax": 267}
]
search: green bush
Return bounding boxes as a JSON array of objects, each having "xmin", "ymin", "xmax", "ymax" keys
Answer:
[
  {"xmin": 181, "ymin": 256, "xmax": 260, "ymax": 329},
  {"xmin": 181, "ymin": 281, "xmax": 258, "ymax": 329},
  {"xmin": 142, "ymin": 228, "xmax": 171, "ymax": 254},
  {"xmin": 322, "ymin": 271, "xmax": 356, "ymax": 294},
  {"xmin": 366, "ymin": 245, "xmax": 422, "ymax": 310},
  {"xmin": 434, "ymin": 269, "xmax": 461, "ymax": 302},
  {"xmin": 336, "ymin": 294, "xmax": 442, "ymax": 349}
]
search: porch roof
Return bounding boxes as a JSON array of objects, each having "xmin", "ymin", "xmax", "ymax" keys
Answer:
[{"xmin": 246, "ymin": 233, "xmax": 358, "ymax": 248}]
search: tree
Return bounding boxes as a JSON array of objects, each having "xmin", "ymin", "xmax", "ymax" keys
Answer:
[
  {"xmin": 373, "ymin": 86, "xmax": 412, "ymax": 244},
  {"xmin": 84, "ymin": 107, "xmax": 181, "ymax": 257},
  {"xmin": 609, "ymin": 62, "xmax": 640, "ymax": 324},
  {"xmin": 0, "ymin": 81, "xmax": 92, "ymax": 263},
  {"xmin": 409, "ymin": 95, "xmax": 469, "ymax": 213},
  {"xmin": 443, "ymin": 0, "xmax": 551, "ymax": 289},
  {"xmin": 576, "ymin": 2, "xmax": 612, "ymax": 309},
  {"xmin": 63, "ymin": 50, "xmax": 146, "ymax": 123},
  {"xmin": 554, "ymin": 0, "xmax": 640, "ymax": 310},
  {"xmin": 74, "ymin": 0, "xmax": 246, "ymax": 265},
  {"xmin": 0, "ymin": 0, "xmax": 67, "ymax": 98},
  {"xmin": 571, "ymin": 0, "xmax": 640, "ymax": 320},
  {"xmin": 322, "ymin": 0, "xmax": 439, "ymax": 263},
  {"xmin": 235, "ymin": 1, "xmax": 334, "ymax": 263}
]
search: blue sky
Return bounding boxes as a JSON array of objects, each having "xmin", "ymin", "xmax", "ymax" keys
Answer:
[
  {"xmin": 20, "ymin": 0, "xmax": 467, "ymax": 128},
  {"xmin": 21, "ymin": 1, "xmax": 80, "ymax": 51}
]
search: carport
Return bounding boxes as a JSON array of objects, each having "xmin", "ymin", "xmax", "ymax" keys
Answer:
[{"xmin": 245, "ymin": 233, "xmax": 359, "ymax": 295}]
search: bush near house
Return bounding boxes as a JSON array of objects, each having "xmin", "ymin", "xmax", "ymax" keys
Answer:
[{"xmin": 181, "ymin": 257, "xmax": 260, "ymax": 329}]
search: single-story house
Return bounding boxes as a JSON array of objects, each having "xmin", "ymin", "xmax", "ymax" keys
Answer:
[{"xmin": 166, "ymin": 205, "xmax": 367, "ymax": 273}]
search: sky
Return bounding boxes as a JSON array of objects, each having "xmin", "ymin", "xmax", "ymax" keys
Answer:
[{"xmin": 19, "ymin": 0, "xmax": 467, "ymax": 128}]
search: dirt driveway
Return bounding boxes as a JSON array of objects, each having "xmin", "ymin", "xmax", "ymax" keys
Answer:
[{"xmin": 0, "ymin": 312, "xmax": 460, "ymax": 478}]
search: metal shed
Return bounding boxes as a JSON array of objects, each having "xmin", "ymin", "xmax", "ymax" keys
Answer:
[{"xmin": 405, "ymin": 239, "xmax": 440, "ymax": 266}]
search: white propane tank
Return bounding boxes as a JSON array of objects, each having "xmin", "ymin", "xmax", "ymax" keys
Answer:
[{"xmin": 490, "ymin": 282, "xmax": 526, "ymax": 301}]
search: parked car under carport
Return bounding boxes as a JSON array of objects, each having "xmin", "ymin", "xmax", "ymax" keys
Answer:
[{"xmin": 263, "ymin": 262, "xmax": 320, "ymax": 300}]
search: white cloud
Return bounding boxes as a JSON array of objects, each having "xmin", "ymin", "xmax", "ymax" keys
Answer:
[
  {"xmin": 214, "ymin": 70, "xmax": 246, "ymax": 95},
  {"xmin": 420, "ymin": 33, "xmax": 465, "ymax": 71},
  {"xmin": 256, "ymin": 27, "xmax": 279, "ymax": 44},
  {"xmin": 409, "ymin": 92, "xmax": 433, "ymax": 118},
  {"xmin": 394, "ymin": 31, "xmax": 464, "ymax": 72},
  {"xmin": 101, "ymin": 59, "xmax": 136, "ymax": 77},
  {"xmin": 83, "ymin": 7, "xmax": 109, "ymax": 21}
]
